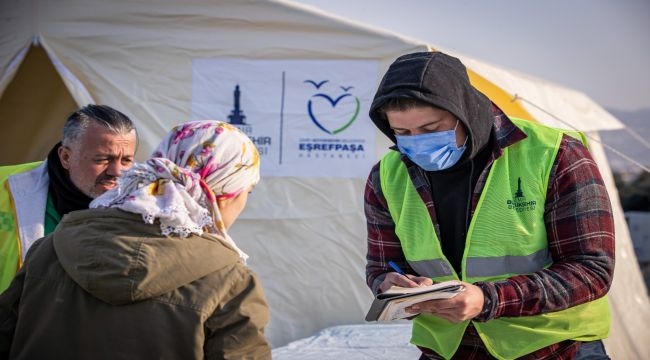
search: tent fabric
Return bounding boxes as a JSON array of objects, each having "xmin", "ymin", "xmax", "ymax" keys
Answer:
[
  {"xmin": 0, "ymin": 45, "xmax": 76, "ymax": 164},
  {"xmin": 1, "ymin": 1, "xmax": 648, "ymax": 358},
  {"xmin": 460, "ymin": 53, "xmax": 623, "ymax": 132}
]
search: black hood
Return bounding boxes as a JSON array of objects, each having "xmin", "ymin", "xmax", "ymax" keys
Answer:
[{"xmin": 369, "ymin": 51, "xmax": 493, "ymax": 160}]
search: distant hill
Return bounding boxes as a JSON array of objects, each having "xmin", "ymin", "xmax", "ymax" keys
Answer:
[{"xmin": 600, "ymin": 108, "xmax": 650, "ymax": 175}]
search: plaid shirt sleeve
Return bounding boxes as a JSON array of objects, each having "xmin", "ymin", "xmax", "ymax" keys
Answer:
[{"xmin": 476, "ymin": 134, "xmax": 615, "ymax": 320}]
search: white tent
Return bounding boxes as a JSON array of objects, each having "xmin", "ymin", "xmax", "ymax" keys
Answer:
[{"xmin": 1, "ymin": 0, "xmax": 648, "ymax": 358}]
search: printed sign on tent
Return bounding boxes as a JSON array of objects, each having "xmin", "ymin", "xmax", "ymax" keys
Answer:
[{"xmin": 191, "ymin": 59, "xmax": 378, "ymax": 178}]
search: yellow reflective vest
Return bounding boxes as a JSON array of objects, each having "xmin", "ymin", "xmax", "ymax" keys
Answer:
[
  {"xmin": 379, "ymin": 118, "xmax": 609, "ymax": 359},
  {"xmin": 0, "ymin": 161, "xmax": 49, "ymax": 291}
]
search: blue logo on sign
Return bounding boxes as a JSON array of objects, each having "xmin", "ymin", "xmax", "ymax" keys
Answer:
[{"xmin": 304, "ymin": 79, "xmax": 360, "ymax": 135}]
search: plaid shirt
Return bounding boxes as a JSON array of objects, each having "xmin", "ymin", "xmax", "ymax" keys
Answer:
[{"xmin": 364, "ymin": 111, "xmax": 615, "ymax": 359}]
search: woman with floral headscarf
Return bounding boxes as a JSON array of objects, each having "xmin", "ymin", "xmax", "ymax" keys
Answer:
[{"xmin": 0, "ymin": 121, "xmax": 271, "ymax": 360}]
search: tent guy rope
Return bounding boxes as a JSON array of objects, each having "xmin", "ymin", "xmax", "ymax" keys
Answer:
[{"xmin": 512, "ymin": 94, "xmax": 650, "ymax": 174}]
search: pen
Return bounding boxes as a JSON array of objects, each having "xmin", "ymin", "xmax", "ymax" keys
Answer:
[{"xmin": 388, "ymin": 261, "xmax": 407, "ymax": 276}]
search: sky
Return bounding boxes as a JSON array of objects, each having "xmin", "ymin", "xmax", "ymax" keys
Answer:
[{"xmin": 293, "ymin": 0, "xmax": 650, "ymax": 112}]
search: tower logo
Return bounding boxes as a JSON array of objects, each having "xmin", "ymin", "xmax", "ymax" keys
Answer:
[{"xmin": 506, "ymin": 177, "xmax": 537, "ymax": 212}]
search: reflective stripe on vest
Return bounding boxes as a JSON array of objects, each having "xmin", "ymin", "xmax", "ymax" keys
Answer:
[
  {"xmin": 0, "ymin": 161, "xmax": 43, "ymax": 292},
  {"xmin": 380, "ymin": 118, "xmax": 609, "ymax": 359}
]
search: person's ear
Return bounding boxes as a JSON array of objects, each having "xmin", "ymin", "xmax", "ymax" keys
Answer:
[{"xmin": 58, "ymin": 145, "xmax": 72, "ymax": 170}]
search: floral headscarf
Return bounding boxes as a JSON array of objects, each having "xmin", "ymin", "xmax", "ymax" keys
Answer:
[{"xmin": 90, "ymin": 120, "xmax": 260, "ymax": 262}]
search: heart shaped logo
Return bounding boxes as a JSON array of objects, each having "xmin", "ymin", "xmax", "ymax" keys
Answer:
[{"xmin": 307, "ymin": 93, "xmax": 360, "ymax": 135}]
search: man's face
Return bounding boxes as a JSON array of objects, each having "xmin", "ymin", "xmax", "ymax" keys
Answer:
[{"xmin": 58, "ymin": 121, "xmax": 137, "ymax": 198}]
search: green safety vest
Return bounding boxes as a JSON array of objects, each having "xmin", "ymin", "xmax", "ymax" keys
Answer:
[
  {"xmin": 380, "ymin": 118, "xmax": 609, "ymax": 359},
  {"xmin": 0, "ymin": 161, "xmax": 43, "ymax": 290}
]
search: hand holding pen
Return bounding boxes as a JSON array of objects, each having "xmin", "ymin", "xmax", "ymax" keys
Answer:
[
  {"xmin": 388, "ymin": 261, "xmax": 409, "ymax": 276},
  {"xmin": 381, "ymin": 261, "xmax": 433, "ymax": 291}
]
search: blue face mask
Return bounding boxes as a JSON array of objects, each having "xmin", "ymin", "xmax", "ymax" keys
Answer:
[{"xmin": 395, "ymin": 120, "xmax": 467, "ymax": 171}]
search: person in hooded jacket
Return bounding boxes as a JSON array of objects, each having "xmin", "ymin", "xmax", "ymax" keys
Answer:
[
  {"xmin": 0, "ymin": 120, "xmax": 271, "ymax": 360},
  {"xmin": 364, "ymin": 51, "xmax": 614, "ymax": 359}
]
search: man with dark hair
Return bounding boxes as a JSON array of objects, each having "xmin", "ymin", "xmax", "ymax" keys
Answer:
[
  {"xmin": 365, "ymin": 51, "xmax": 614, "ymax": 359},
  {"xmin": 0, "ymin": 104, "xmax": 137, "ymax": 291}
]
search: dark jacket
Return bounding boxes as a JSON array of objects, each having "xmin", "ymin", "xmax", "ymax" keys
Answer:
[{"xmin": 0, "ymin": 208, "xmax": 271, "ymax": 360}]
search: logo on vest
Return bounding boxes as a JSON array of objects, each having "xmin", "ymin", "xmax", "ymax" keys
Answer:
[
  {"xmin": 506, "ymin": 177, "xmax": 537, "ymax": 212},
  {"xmin": 0, "ymin": 211, "xmax": 15, "ymax": 231}
]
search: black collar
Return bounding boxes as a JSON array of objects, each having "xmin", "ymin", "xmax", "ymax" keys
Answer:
[{"xmin": 46, "ymin": 142, "xmax": 93, "ymax": 216}]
